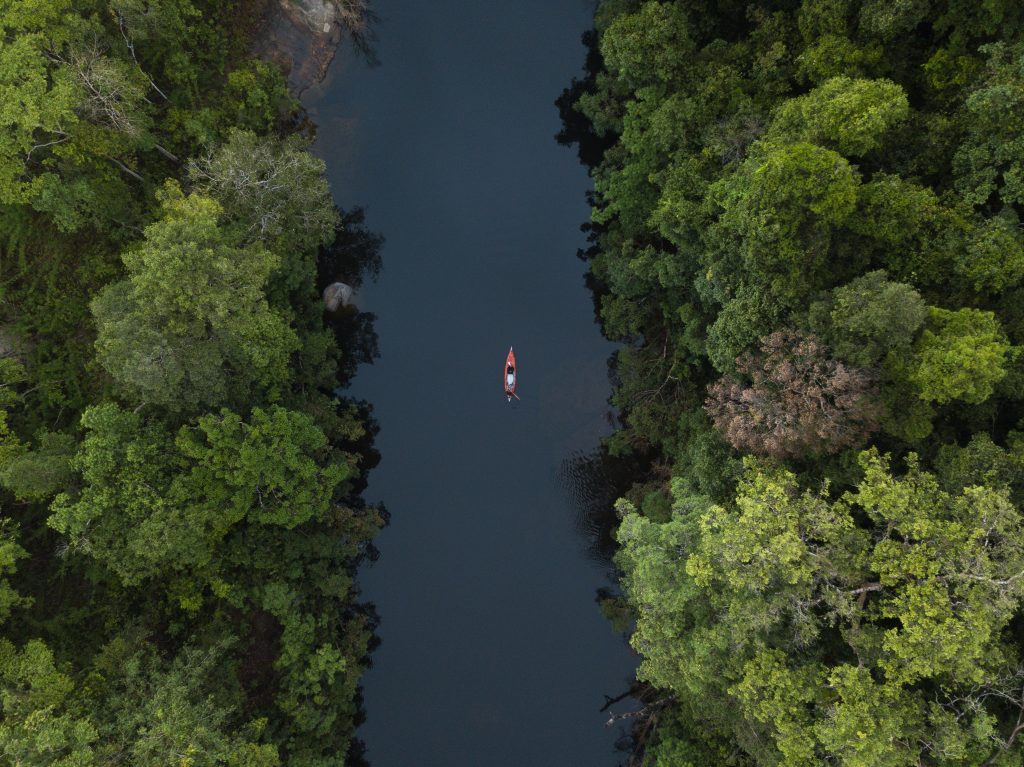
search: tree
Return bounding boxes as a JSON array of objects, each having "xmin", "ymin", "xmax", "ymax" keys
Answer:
[
  {"xmin": 62, "ymin": 45, "xmax": 152, "ymax": 141},
  {"xmin": 0, "ymin": 639, "xmax": 98, "ymax": 766},
  {"xmin": 599, "ymin": 1, "xmax": 694, "ymax": 89},
  {"xmin": 703, "ymin": 141, "xmax": 861, "ymax": 306},
  {"xmin": 91, "ymin": 185, "xmax": 297, "ymax": 411},
  {"xmin": 954, "ymin": 43, "xmax": 1024, "ymax": 208},
  {"xmin": 0, "ymin": 2, "xmax": 158, "ymax": 231},
  {"xmin": 49, "ymin": 404, "xmax": 350, "ymax": 587},
  {"xmin": 47, "ymin": 403, "xmax": 194, "ymax": 585},
  {"xmin": 175, "ymin": 406, "xmax": 351, "ymax": 530},
  {"xmin": 706, "ymin": 330, "xmax": 881, "ymax": 458},
  {"xmin": 0, "ymin": 429, "xmax": 75, "ymax": 502},
  {"xmin": 954, "ymin": 213, "xmax": 1024, "ymax": 294},
  {"xmin": 908, "ymin": 306, "xmax": 1011, "ymax": 405},
  {"xmin": 619, "ymin": 453, "xmax": 1024, "ymax": 766},
  {"xmin": 0, "ymin": 636, "xmax": 280, "ymax": 767},
  {"xmin": 90, "ymin": 638, "xmax": 279, "ymax": 767},
  {"xmin": 847, "ymin": 173, "xmax": 967, "ymax": 287},
  {"xmin": 771, "ymin": 76, "xmax": 910, "ymax": 157},
  {"xmin": 189, "ymin": 129, "xmax": 339, "ymax": 294},
  {"xmin": 822, "ymin": 270, "xmax": 927, "ymax": 366},
  {"xmin": 0, "ymin": 522, "xmax": 28, "ymax": 625},
  {"xmin": 0, "ymin": 2, "xmax": 88, "ymax": 229}
]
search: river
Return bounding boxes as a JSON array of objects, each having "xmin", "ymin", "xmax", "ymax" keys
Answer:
[{"xmin": 303, "ymin": 2, "xmax": 638, "ymax": 764}]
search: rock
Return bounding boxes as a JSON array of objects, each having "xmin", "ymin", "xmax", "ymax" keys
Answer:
[
  {"xmin": 250, "ymin": 0, "xmax": 346, "ymax": 94},
  {"xmin": 323, "ymin": 282, "xmax": 354, "ymax": 311}
]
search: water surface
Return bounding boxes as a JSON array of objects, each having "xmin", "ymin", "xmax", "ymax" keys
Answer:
[{"xmin": 305, "ymin": 3, "xmax": 637, "ymax": 763}]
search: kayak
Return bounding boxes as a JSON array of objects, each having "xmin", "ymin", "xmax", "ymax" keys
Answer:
[{"xmin": 504, "ymin": 346, "xmax": 517, "ymax": 402}]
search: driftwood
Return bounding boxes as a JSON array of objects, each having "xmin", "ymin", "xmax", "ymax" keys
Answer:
[
  {"xmin": 605, "ymin": 695, "xmax": 676, "ymax": 728},
  {"xmin": 601, "ymin": 682, "xmax": 676, "ymax": 767}
]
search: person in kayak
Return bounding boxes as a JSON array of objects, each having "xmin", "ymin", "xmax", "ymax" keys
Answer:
[{"xmin": 505, "ymin": 363, "xmax": 515, "ymax": 391}]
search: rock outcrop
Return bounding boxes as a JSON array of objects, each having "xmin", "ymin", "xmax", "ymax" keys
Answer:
[{"xmin": 251, "ymin": 0, "xmax": 353, "ymax": 94}]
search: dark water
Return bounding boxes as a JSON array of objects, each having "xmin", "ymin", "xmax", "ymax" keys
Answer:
[{"xmin": 304, "ymin": 3, "xmax": 637, "ymax": 764}]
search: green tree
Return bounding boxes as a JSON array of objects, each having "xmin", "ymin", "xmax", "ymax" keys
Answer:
[
  {"xmin": 771, "ymin": 76, "xmax": 909, "ymax": 156},
  {"xmin": 600, "ymin": 1, "xmax": 694, "ymax": 89},
  {"xmin": 954, "ymin": 213, "xmax": 1024, "ymax": 294},
  {"xmin": 822, "ymin": 270, "xmax": 927, "ymax": 366},
  {"xmin": 0, "ymin": 430, "xmax": 75, "ymax": 502},
  {"xmin": 0, "ymin": 522, "xmax": 28, "ymax": 624},
  {"xmin": 175, "ymin": 406, "xmax": 351, "ymax": 530},
  {"xmin": 49, "ymin": 404, "xmax": 349, "ymax": 587},
  {"xmin": 0, "ymin": 636, "xmax": 279, "ymax": 767},
  {"xmin": 705, "ymin": 141, "xmax": 860, "ymax": 307},
  {"xmin": 908, "ymin": 306, "xmax": 1011, "ymax": 405},
  {"xmin": 0, "ymin": 639, "xmax": 97, "ymax": 766},
  {"xmin": 190, "ymin": 129, "xmax": 338, "ymax": 259},
  {"xmin": 954, "ymin": 43, "xmax": 1024, "ymax": 208},
  {"xmin": 90, "ymin": 638, "xmax": 279, "ymax": 767},
  {"xmin": 0, "ymin": 1, "xmax": 156, "ymax": 231},
  {"xmin": 619, "ymin": 453, "xmax": 1024, "ymax": 765},
  {"xmin": 47, "ymin": 403, "xmax": 192, "ymax": 585},
  {"xmin": 91, "ymin": 185, "xmax": 297, "ymax": 411}
]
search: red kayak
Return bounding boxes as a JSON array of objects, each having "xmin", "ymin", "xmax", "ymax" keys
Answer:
[{"xmin": 504, "ymin": 346, "xmax": 518, "ymax": 402}]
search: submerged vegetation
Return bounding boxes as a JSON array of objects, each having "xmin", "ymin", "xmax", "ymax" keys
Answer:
[
  {"xmin": 560, "ymin": 0, "xmax": 1024, "ymax": 764},
  {"xmin": 0, "ymin": 1, "xmax": 381, "ymax": 764}
]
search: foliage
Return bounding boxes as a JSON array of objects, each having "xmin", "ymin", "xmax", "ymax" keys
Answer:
[
  {"xmin": 954, "ymin": 43, "xmax": 1024, "ymax": 208},
  {"xmin": 818, "ymin": 269, "xmax": 927, "ymax": 367},
  {"xmin": 563, "ymin": 0, "xmax": 1024, "ymax": 761},
  {"xmin": 189, "ymin": 130, "xmax": 339, "ymax": 296},
  {"xmin": 770, "ymin": 76, "xmax": 909, "ymax": 157},
  {"xmin": 908, "ymin": 306, "xmax": 1011, "ymax": 405},
  {"xmin": 618, "ymin": 455, "xmax": 1024, "ymax": 765},
  {"xmin": 0, "ymin": 637, "xmax": 280, "ymax": 767},
  {"xmin": 49, "ymin": 403, "xmax": 352, "ymax": 588},
  {"xmin": 176, "ymin": 406, "xmax": 351, "ymax": 531},
  {"xmin": 0, "ymin": 1, "xmax": 382, "ymax": 763},
  {"xmin": 0, "ymin": 429, "xmax": 76, "ymax": 502},
  {"xmin": 706, "ymin": 330, "xmax": 880, "ymax": 458},
  {"xmin": 91, "ymin": 185, "xmax": 297, "ymax": 412}
]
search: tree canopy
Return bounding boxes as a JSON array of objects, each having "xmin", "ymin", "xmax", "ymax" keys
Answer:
[
  {"xmin": 0, "ymin": 2, "xmax": 382, "ymax": 764},
  {"xmin": 561, "ymin": 0, "xmax": 1024, "ymax": 761}
]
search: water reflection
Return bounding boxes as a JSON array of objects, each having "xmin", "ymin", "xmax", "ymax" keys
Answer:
[
  {"xmin": 315, "ymin": 204, "xmax": 385, "ymax": 767},
  {"xmin": 561, "ymin": 420, "xmax": 665, "ymax": 765},
  {"xmin": 558, "ymin": 437, "xmax": 645, "ymax": 566}
]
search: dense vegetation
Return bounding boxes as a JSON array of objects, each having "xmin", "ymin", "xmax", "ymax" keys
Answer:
[
  {"xmin": 559, "ymin": 0, "xmax": 1024, "ymax": 764},
  {"xmin": 0, "ymin": 1, "xmax": 382, "ymax": 764}
]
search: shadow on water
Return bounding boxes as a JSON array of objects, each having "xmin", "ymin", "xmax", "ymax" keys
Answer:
[
  {"xmin": 318, "ymin": 206, "xmax": 384, "ymax": 386},
  {"xmin": 312, "ymin": 204, "xmax": 387, "ymax": 767},
  {"xmin": 559, "ymin": 444, "xmax": 630, "ymax": 566},
  {"xmin": 558, "ymin": 366, "xmax": 675, "ymax": 764}
]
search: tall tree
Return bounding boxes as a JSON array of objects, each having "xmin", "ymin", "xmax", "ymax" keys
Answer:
[
  {"xmin": 706, "ymin": 330, "xmax": 880, "ymax": 458},
  {"xmin": 91, "ymin": 185, "xmax": 297, "ymax": 412}
]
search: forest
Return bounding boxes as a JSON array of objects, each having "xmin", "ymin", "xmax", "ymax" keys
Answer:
[
  {"xmin": 0, "ymin": 1, "xmax": 382, "ymax": 764},
  {"xmin": 8, "ymin": 0, "xmax": 1024, "ymax": 763},
  {"xmin": 558, "ymin": 0, "xmax": 1024, "ymax": 764}
]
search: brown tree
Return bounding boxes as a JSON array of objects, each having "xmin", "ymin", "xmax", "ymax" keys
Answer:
[{"xmin": 705, "ymin": 330, "xmax": 880, "ymax": 459}]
